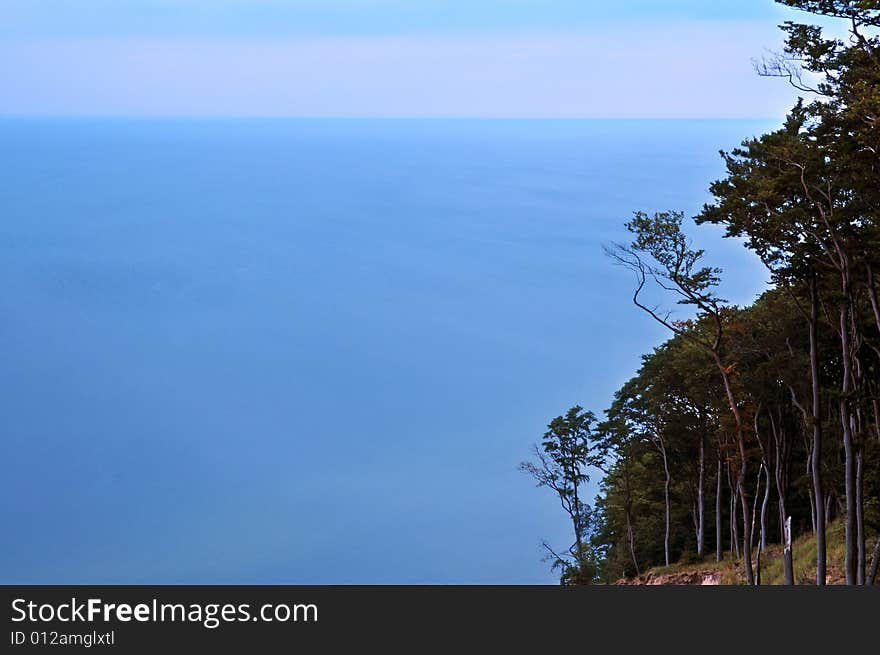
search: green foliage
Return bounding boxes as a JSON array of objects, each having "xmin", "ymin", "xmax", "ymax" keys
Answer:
[
  {"xmin": 525, "ymin": 0, "xmax": 880, "ymax": 584},
  {"xmin": 520, "ymin": 406, "xmax": 603, "ymax": 584},
  {"xmin": 626, "ymin": 211, "xmax": 724, "ymax": 308}
]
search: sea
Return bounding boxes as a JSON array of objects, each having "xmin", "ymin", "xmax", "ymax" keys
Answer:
[{"xmin": 0, "ymin": 118, "xmax": 772, "ymax": 583}]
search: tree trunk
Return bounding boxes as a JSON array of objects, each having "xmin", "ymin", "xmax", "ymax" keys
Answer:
[
  {"xmin": 731, "ymin": 477, "xmax": 740, "ymax": 560},
  {"xmin": 778, "ymin": 497, "xmax": 786, "ymax": 545},
  {"xmin": 756, "ymin": 547, "xmax": 762, "ymax": 586},
  {"xmin": 783, "ymin": 516, "xmax": 795, "ymax": 585},
  {"xmin": 697, "ymin": 434, "xmax": 705, "ymax": 558},
  {"xmin": 714, "ymin": 357, "xmax": 754, "ymax": 584},
  {"xmin": 751, "ymin": 464, "xmax": 762, "ymax": 552},
  {"xmin": 716, "ymin": 452, "xmax": 723, "ymax": 563},
  {"xmin": 662, "ymin": 443, "xmax": 671, "ymax": 568},
  {"xmin": 808, "ymin": 485, "xmax": 816, "ymax": 535},
  {"xmin": 626, "ymin": 508, "xmax": 640, "ymax": 578},
  {"xmin": 760, "ymin": 464, "xmax": 770, "ymax": 553},
  {"xmin": 839, "ymin": 304, "xmax": 857, "ymax": 585},
  {"xmin": 623, "ymin": 458, "xmax": 640, "ymax": 578},
  {"xmin": 754, "ymin": 411, "xmax": 772, "ymax": 555},
  {"xmin": 856, "ymin": 450, "xmax": 865, "ymax": 585},
  {"xmin": 770, "ymin": 408, "xmax": 790, "ymax": 546},
  {"xmin": 809, "ymin": 275, "xmax": 826, "ymax": 585},
  {"xmin": 571, "ymin": 451, "xmax": 585, "ymax": 568}
]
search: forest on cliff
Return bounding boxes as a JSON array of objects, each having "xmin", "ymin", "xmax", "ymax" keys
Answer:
[{"xmin": 522, "ymin": 0, "xmax": 880, "ymax": 585}]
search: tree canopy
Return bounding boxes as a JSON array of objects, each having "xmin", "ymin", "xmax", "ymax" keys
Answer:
[{"xmin": 524, "ymin": 0, "xmax": 880, "ymax": 585}]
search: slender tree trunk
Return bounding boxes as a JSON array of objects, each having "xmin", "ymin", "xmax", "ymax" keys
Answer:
[
  {"xmin": 661, "ymin": 443, "xmax": 671, "ymax": 568},
  {"xmin": 751, "ymin": 465, "xmax": 762, "ymax": 552},
  {"xmin": 856, "ymin": 450, "xmax": 865, "ymax": 585},
  {"xmin": 778, "ymin": 498, "xmax": 786, "ymax": 545},
  {"xmin": 854, "ymin": 357, "xmax": 867, "ymax": 586},
  {"xmin": 648, "ymin": 433, "xmax": 671, "ymax": 568},
  {"xmin": 770, "ymin": 407, "xmax": 789, "ymax": 546},
  {"xmin": 626, "ymin": 508, "xmax": 640, "ymax": 578},
  {"xmin": 809, "ymin": 276, "xmax": 826, "ymax": 585},
  {"xmin": 839, "ymin": 303, "xmax": 857, "ymax": 585},
  {"xmin": 760, "ymin": 464, "xmax": 770, "ymax": 553},
  {"xmin": 716, "ymin": 452, "xmax": 723, "ymax": 563},
  {"xmin": 866, "ymin": 260, "xmax": 880, "ymax": 446},
  {"xmin": 573, "ymin": 453, "xmax": 584, "ymax": 563},
  {"xmin": 697, "ymin": 434, "xmax": 705, "ymax": 558},
  {"xmin": 756, "ymin": 547, "xmax": 762, "ymax": 586},
  {"xmin": 623, "ymin": 459, "xmax": 640, "ymax": 578},
  {"xmin": 783, "ymin": 516, "xmax": 795, "ymax": 586},
  {"xmin": 808, "ymin": 485, "xmax": 816, "ymax": 535},
  {"xmin": 730, "ymin": 475, "xmax": 740, "ymax": 560},
  {"xmin": 714, "ymin": 358, "xmax": 754, "ymax": 584},
  {"xmin": 755, "ymin": 412, "xmax": 771, "ymax": 554}
]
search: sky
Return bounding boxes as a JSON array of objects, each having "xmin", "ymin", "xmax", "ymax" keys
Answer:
[
  {"xmin": 0, "ymin": 0, "xmax": 814, "ymax": 118},
  {"xmin": 0, "ymin": 2, "xmax": 824, "ymax": 585}
]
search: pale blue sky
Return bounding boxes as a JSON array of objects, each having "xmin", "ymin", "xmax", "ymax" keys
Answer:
[
  {"xmin": 0, "ymin": 1, "xmax": 809, "ymax": 118},
  {"xmin": 1, "ymin": 1, "xmax": 792, "ymax": 37}
]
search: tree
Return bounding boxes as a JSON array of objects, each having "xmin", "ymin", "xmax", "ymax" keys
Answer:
[
  {"xmin": 524, "ymin": 0, "xmax": 880, "ymax": 585},
  {"xmin": 697, "ymin": 109, "xmax": 833, "ymax": 583},
  {"xmin": 701, "ymin": 0, "xmax": 880, "ymax": 582},
  {"xmin": 520, "ymin": 406, "xmax": 601, "ymax": 584},
  {"xmin": 606, "ymin": 211, "xmax": 758, "ymax": 584}
]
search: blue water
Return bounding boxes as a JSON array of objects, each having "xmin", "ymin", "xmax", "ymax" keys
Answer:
[{"xmin": 0, "ymin": 119, "xmax": 771, "ymax": 583}]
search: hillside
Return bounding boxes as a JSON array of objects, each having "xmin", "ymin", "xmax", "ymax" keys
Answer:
[{"xmin": 616, "ymin": 521, "xmax": 855, "ymax": 585}]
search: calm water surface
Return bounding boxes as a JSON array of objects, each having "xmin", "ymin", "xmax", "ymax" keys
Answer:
[{"xmin": 0, "ymin": 119, "xmax": 771, "ymax": 583}]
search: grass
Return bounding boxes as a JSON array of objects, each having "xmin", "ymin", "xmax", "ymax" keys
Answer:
[
  {"xmin": 759, "ymin": 520, "xmax": 847, "ymax": 585},
  {"xmin": 633, "ymin": 519, "xmax": 867, "ymax": 585}
]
